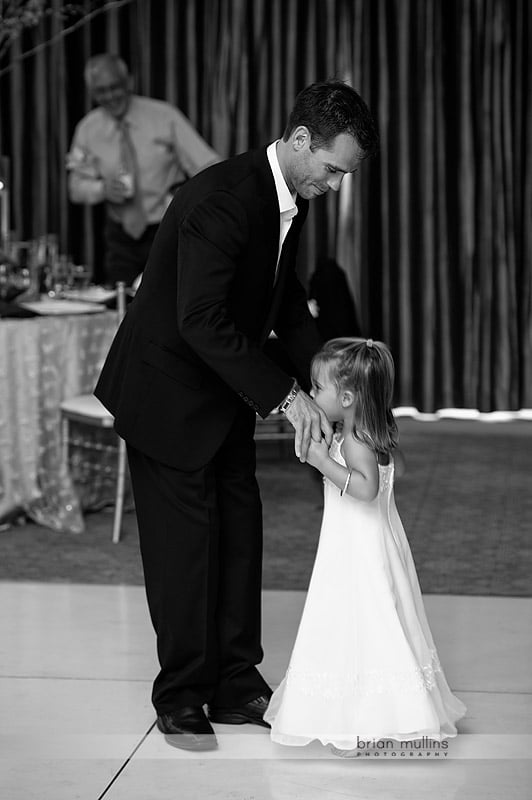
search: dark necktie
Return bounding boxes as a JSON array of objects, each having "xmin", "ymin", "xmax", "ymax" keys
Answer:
[{"xmin": 117, "ymin": 121, "xmax": 148, "ymax": 239}]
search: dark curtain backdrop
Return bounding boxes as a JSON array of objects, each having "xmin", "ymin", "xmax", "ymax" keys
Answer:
[{"xmin": 0, "ymin": 0, "xmax": 530, "ymax": 412}]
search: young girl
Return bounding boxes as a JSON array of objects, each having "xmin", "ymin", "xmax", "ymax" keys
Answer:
[{"xmin": 264, "ymin": 338, "xmax": 466, "ymax": 753}]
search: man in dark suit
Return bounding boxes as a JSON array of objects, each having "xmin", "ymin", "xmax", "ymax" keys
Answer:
[{"xmin": 95, "ymin": 80, "xmax": 378, "ymax": 751}]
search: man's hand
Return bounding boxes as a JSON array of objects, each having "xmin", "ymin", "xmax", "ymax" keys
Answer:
[
  {"xmin": 284, "ymin": 390, "xmax": 333, "ymax": 463},
  {"xmin": 104, "ymin": 175, "xmax": 130, "ymax": 204}
]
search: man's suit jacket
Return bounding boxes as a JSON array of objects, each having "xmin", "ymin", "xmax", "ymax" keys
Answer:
[{"xmin": 94, "ymin": 146, "xmax": 322, "ymax": 471}]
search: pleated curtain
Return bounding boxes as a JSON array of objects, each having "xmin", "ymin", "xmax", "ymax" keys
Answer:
[{"xmin": 0, "ymin": 0, "xmax": 530, "ymax": 411}]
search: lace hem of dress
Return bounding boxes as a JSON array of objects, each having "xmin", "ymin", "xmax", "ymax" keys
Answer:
[{"xmin": 285, "ymin": 650, "xmax": 443, "ymax": 698}]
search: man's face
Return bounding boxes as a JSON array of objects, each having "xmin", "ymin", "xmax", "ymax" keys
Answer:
[
  {"xmin": 286, "ymin": 130, "xmax": 362, "ymax": 200},
  {"xmin": 89, "ymin": 66, "xmax": 130, "ymax": 120}
]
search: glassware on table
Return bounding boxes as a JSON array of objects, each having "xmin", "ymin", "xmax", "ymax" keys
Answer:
[
  {"xmin": 33, "ymin": 234, "xmax": 54, "ymax": 294},
  {"xmin": 67, "ymin": 263, "xmax": 91, "ymax": 292},
  {"xmin": 0, "ymin": 235, "xmax": 82, "ymax": 303},
  {"xmin": 9, "ymin": 265, "xmax": 31, "ymax": 299},
  {"xmin": 0, "ymin": 260, "xmax": 30, "ymax": 301},
  {"xmin": 4, "ymin": 240, "xmax": 38, "ymax": 302},
  {"xmin": 36, "ymin": 234, "xmax": 64, "ymax": 297},
  {"xmin": 46, "ymin": 253, "xmax": 70, "ymax": 298}
]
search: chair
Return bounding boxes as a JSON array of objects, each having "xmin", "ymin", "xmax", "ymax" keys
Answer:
[{"xmin": 60, "ymin": 282, "xmax": 127, "ymax": 543}]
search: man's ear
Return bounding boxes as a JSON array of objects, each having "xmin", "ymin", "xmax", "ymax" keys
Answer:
[
  {"xmin": 341, "ymin": 390, "xmax": 354, "ymax": 408},
  {"xmin": 292, "ymin": 126, "xmax": 311, "ymax": 151}
]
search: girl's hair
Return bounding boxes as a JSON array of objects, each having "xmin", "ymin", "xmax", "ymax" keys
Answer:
[{"xmin": 311, "ymin": 337, "xmax": 398, "ymax": 455}]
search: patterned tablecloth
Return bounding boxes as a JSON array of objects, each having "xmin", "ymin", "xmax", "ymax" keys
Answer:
[{"xmin": 0, "ymin": 311, "xmax": 118, "ymax": 533}]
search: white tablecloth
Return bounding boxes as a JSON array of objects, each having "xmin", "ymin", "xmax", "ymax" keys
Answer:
[{"xmin": 0, "ymin": 312, "xmax": 118, "ymax": 533}]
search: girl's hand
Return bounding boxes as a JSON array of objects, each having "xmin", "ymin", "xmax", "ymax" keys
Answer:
[{"xmin": 306, "ymin": 437, "xmax": 329, "ymax": 471}]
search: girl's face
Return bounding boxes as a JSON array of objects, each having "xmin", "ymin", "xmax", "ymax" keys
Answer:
[{"xmin": 310, "ymin": 362, "xmax": 344, "ymax": 421}]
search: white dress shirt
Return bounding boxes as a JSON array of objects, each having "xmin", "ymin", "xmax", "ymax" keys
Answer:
[{"xmin": 266, "ymin": 140, "xmax": 298, "ymax": 274}]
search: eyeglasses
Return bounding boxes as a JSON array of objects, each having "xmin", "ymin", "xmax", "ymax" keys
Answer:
[{"xmin": 91, "ymin": 80, "xmax": 127, "ymax": 99}]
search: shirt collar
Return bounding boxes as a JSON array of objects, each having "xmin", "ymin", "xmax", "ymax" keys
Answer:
[
  {"xmin": 266, "ymin": 140, "xmax": 298, "ymax": 219},
  {"xmin": 102, "ymin": 96, "xmax": 137, "ymax": 130}
]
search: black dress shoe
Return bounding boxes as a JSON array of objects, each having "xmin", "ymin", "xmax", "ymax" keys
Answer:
[
  {"xmin": 208, "ymin": 694, "xmax": 272, "ymax": 728},
  {"xmin": 156, "ymin": 706, "xmax": 218, "ymax": 751}
]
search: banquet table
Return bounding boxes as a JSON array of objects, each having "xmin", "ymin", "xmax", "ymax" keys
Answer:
[{"xmin": 0, "ymin": 310, "xmax": 118, "ymax": 533}]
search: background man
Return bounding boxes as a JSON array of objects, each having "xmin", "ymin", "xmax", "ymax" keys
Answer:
[{"xmin": 67, "ymin": 53, "xmax": 219, "ymax": 286}]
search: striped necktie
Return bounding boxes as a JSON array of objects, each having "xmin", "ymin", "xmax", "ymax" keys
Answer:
[{"xmin": 117, "ymin": 120, "xmax": 148, "ymax": 239}]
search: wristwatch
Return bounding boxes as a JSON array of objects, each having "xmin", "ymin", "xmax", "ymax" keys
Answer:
[{"xmin": 278, "ymin": 381, "xmax": 300, "ymax": 413}]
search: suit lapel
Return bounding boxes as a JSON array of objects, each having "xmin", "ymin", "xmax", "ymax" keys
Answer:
[
  {"xmin": 258, "ymin": 195, "xmax": 309, "ymax": 344},
  {"xmin": 274, "ymin": 196, "xmax": 309, "ymax": 286}
]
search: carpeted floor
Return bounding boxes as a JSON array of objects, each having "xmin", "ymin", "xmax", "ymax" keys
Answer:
[{"xmin": 0, "ymin": 418, "xmax": 530, "ymax": 595}]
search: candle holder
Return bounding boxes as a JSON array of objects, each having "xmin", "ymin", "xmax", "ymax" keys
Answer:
[{"xmin": 0, "ymin": 156, "xmax": 10, "ymax": 251}]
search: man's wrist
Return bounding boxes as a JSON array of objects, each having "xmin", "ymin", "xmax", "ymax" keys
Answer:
[{"xmin": 278, "ymin": 380, "xmax": 300, "ymax": 414}]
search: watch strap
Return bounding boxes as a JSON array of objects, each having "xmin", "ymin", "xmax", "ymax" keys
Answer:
[{"xmin": 278, "ymin": 380, "xmax": 300, "ymax": 413}]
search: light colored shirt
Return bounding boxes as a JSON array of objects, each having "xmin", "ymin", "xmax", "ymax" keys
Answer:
[
  {"xmin": 266, "ymin": 140, "xmax": 298, "ymax": 271},
  {"xmin": 67, "ymin": 95, "xmax": 219, "ymax": 224}
]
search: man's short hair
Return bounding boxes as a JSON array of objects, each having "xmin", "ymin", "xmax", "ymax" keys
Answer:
[
  {"xmin": 84, "ymin": 53, "xmax": 129, "ymax": 87},
  {"xmin": 283, "ymin": 80, "xmax": 379, "ymax": 159}
]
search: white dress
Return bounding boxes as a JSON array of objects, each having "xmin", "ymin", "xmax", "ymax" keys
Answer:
[{"xmin": 265, "ymin": 434, "xmax": 466, "ymax": 748}]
